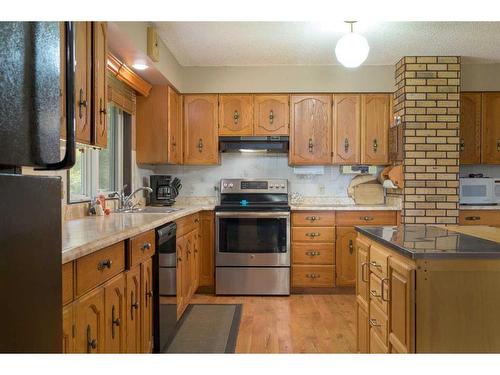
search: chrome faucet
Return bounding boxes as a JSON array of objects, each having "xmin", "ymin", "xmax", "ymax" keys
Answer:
[{"xmin": 109, "ymin": 185, "xmax": 153, "ymax": 211}]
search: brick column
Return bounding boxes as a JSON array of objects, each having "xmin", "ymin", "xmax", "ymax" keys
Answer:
[{"xmin": 395, "ymin": 57, "xmax": 461, "ymax": 224}]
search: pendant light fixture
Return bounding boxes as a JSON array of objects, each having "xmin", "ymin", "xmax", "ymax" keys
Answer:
[{"xmin": 335, "ymin": 21, "xmax": 370, "ymax": 68}]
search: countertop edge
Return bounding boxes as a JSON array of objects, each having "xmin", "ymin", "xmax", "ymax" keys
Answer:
[{"xmin": 290, "ymin": 205, "xmax": 400, "ymax": 211}]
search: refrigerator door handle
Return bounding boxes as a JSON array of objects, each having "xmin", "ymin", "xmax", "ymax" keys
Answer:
[{"xmin": 36, "ymin": 21, "xmax": 76, "ymax": 171}]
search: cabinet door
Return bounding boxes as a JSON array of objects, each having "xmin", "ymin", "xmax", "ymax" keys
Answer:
[
  {"xmin": 460, "ymin": 93, "xmax": 481, "ymax": 164},
  {"xmin": 75, "ymin": 287, "xmax": 105, "ymax": 353},
  {"xmin": 125, "ymin": 265, "xmax": 141, "ymax": 353},
  {"xmin": 219, "ymin": 94, "xmax": 253, "ymax": 135},
  {"xmin": 168, "ymin": 86, "xmax": 183, "ymax": 164},
  {"xmin": 62, "ymin": 304, "xmax": 75, "ymax": 354},
  {"xmin": 184, "ymin": 94, "xmax": 219, "ymax": 164},
  {"xmin": 199, "ymin": 211, "xmax": 215, "ymax": 287},
  {"xmin": 184, "ymin": 233, "xmax": 194, "ymax": 300},
  {"xmin": 289, "ymin": 95, "xmax": 332, "ymax": 165},
  {"xmin": 482, "ymin": 92, "xmax": 500, "ymax": 164},
  {"xmin": 333, "ymin": 94, "xmax": 361, "ymax": 164},
  {"xmin": 356, "ymin": 302, "xmax": 369, "ymax": 353},
  {"xmin": 104, "ymin": 274, "xmax": 126, "ymax": 353},
  {"xmin": 388, "ymin": 257, "xmax": 415, "ymax": 354},
  {"xmin": 253, "ymin": 94, "xmax": 289, "ymax": 135},
  {"xmin": 74, "ymin": 22, "xmax": 92, "ymax": 144},
  {"xmin": 92, "ymin": 21, "xmax": 108, "ymax": 148},
  {"xmin": 361, "ymin": 94, "xmax": 390, "ymax": 164},
  {"xmin": 141, "ymin": 258, "xmax": 153, "ymax": 353},
  {"xmin": 192, "ymin": 229, "xmax": 200, "ymax": 292},
  {"xmin": 336, "ymin": 227, "xmax": 357, "ymax": 287},
  {"xmin": 176, "ymin": 235, "xmax": 186, "ymax": 319},
  {"xmin": 356, "ymin": 237, "xmax": 370, "ymax": 309}
]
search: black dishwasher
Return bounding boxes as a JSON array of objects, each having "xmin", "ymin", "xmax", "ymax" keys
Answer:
[{"xmin": 153, "ymin": 222, "xmax": 177, "ymax": 353}]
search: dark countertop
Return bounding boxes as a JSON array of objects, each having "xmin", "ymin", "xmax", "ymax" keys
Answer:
[{"xmin": 355, "ymin": 225, "xmax": 500, "ymax": 259}]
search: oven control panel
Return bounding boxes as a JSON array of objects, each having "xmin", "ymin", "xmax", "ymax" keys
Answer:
[{"xmin": 220, "ymin": 179, "xmax": 288, "ymax": 194}]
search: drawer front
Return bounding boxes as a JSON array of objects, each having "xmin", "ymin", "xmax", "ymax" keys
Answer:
[
  {"xmin": 76, "ymin": 242, "xmax": 125, "ymax": 297},
  {"xmin": 369, "ymin": 243, "xmax": 390, "ymax": 279},
  {"xmin": 336, "ymin": 210, "xmax": 397, "ymax": 226},
  {"xmin": 292, "ymin": 265, "xmax": 335, "ymax": 287},
  {"xmin": 370, "ymin": 329, "xmax": 388, "ymax": 354},
  {"xmin": 369, "ymin": 273, "xmax": 388, "ymax": 314},
  {"xmin": 130, "ymin": 230, "xmax": 156, "ymax": 267},
  {"xmin": 369, "ymin": 301, "xmax": 388, "ymax": 344},
  {"xmin": 176, "ymin": 213, "xmax": 200, "ymax": 237},
  {"xmin": 459, "ymin": 210, "xmax": 500, "ymax": 226},
  {"xmin": 292, "ymin": 243, "xmax": 334, "ymax": 265},
  {"xmin": 62, "ymin": 262, "xmax": 74, "ymax": 305},
  {"xmin": 292, "ymin": 211, "xmax": 335, "ymax": 227},
  {"xmin": 292, "ymin": 227, "xmax": 335, "ymax": 243}
]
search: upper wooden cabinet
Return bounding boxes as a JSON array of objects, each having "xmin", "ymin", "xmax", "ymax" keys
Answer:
[
  {"xmin": 219, "ymin": 94, "xmax": 253, "ymax": 135},
  {"xmin": 92, "ymin": 22, "xmax": 108, "ymax": 148},
  {"xmin": 482, "ymin": 92, "xmax": 500, "ymax": 164},
  {"xmin": 460, "ymin": 93, "xmax": 481, "ymax": 164},
  {"xmin": 333, "ymin": 94, "xmax": 361, "ymax": 164},
  {"xmin": 168, "ymin": 87, "xmax": 183, "ymax": 164},
  {"xmin": 361, "ymin": 94, "xmax": 390, "ymax": 165},
  {"xmin": 74, "ymin": 22, "xmax": 92, "ymax": 144},
  {"xmin": 253, "ymin": 94, "xmax": 289, "ymax": 135},
  {"xmin": 289, "ymin": 95, "xmax": 332, "ymax": 165},
  {"xmin": 184, "ymin": 94, "xmax": 219, "ymax": 165}
]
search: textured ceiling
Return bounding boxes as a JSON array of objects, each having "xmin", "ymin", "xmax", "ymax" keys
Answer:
[{"xmin": 154, "ymin": 22, "xmax": 500, "ymax": 66}]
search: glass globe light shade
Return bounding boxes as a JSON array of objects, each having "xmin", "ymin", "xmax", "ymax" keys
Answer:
[{"xmin": 335, "ymin": 32, "xmax": 370, "ymax": 68}]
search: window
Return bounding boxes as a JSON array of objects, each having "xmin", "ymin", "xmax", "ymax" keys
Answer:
[{"xmin": 68, "ymin": 104, "xmax": 125, "ymax": 203}]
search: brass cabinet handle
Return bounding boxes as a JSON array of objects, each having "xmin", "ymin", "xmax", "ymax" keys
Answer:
[
  {"xmin": 344, "ymin": 138, "xmax": 349, "ymax": 153},
  {"xmin": 465, "ymin": 216, "xmax": 481, "ymax": 221},
  {"xmin": 348, "ymin": 239, "xmax": 354, "ymax": 254},
  {"xmin": 141, "ymin": 242, "xmax": 152, "ymax": 251},
  {"xmin": 381, "ymin": 278, "xmax": 390, "ymax": 302},
  {"xmin": 308, "ymin": 138, "xmax": 314, "ymax": 153},
  {"xmin": 97, "ymin": 259, "xmax": 112, "ymax": 270},
  {"xmin": 370, "ymin": 289, "xmax": 381, "ymax": 298},
  {"xmin": 146, "ymin": 290, "xmax": 153, "ymax": 298},
  {"xmin": 305, "ymin": 216, "xmax": 320, "ymax": 222},
  {"xmin": 86, "ymin": 325, "xmax": 97, "ymax": 353},
  {"xmin": 497, "ymin": 139, "xmax": 500, "ymax": 151},
  {"xmin": 177, "ymin": 256, "xmax": 182, "ymax": 263},
  {"xmin": 78, "ymin": 88, "xmax": 87, "ymax": 119},
  {"xmin": 369, "ymin": 319, "xmax": 381, "ymax": 327},
  {"xmin": 361, "ymin": 262, "xmax": 368, "ymax": 283},
  {"xmin": 198, "ymin": 138, "xmax": 203, "ymax": 153},
  {"xmin": 306, "ymin": 273, "xmax": 320, "ymax": 279},
  {"xmin": 99, "ymin": 98, "xmax": 107, "ymax": 126},
  {"xmin": 130, "ymin": 291, "xmax": 139, "ymax": 320},
  {"xmin": 111, "ymin": 305, "xmax": 120, "ymax": 339},
  {"xmin": 370, "ymin": 261, "xmax": 382, "ymax": 269},
  {"xmin": 194, "ymin": 218, "xmax": 200, "ymax": 223},
  {"xmin": 360, "ymin": 216, "xmax": 374, "ymax": 221},
  {"xmin": 233, "ymin": 110, "xmax": 239, "ymax": 124},
  {"xmin": 305, "ymin": 250, "xmax": 321, "ymax": 256},
  {"xmin": 460, "ymin": 138, "xmax": 465, "ymax": 151},
  {"xmin": 373, "ymin": 139, "xmax": 378, "ymax": 152},
  {"xmin": 269, "ymin": 110, "xmax": 274, "ymax": 124},
  {"xmin": 305, "ymin": 232, "xmax": 321, "ymax": 238}
]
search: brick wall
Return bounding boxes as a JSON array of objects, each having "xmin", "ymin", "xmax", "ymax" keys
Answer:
[{"xmin": 395, "ymin": 57, "xmax": 461, "ymax": 224}]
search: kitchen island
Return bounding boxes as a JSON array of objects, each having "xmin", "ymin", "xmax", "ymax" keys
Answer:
[{"xmin": 355, "ymin": 225, "xmax": 500, "ymax": 353}]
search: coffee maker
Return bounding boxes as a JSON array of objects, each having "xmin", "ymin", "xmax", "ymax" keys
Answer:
[{"xmin": 149, "ymin": 175, "xmax": 182, "ymax": 206}]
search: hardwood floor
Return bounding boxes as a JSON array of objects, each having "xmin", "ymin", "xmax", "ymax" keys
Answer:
[{"xmin": 190, "ymin": 294, "xmax": 357, "ymax": 354}]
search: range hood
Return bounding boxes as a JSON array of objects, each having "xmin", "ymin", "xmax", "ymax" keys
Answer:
[{"xmin": 219, "ymin": 136, "xmax": 289, "ymax": 153}]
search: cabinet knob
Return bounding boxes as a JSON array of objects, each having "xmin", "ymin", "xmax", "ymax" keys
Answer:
[
  {"xmin": 370, "ymin": 260, "xmax": 382, "ymax": 269},
  {"xmin": 141, "ymin": 242, "xmax": 152, "ymax": 251},
  {"xmin": 344, "ymin": 138, "xmax": 349, "ymax": 153},
  {"xmin": 233, "ymin": 110, "xmax": 240, "ymax": 124},
  {"xmin": 97, "ymin": 259, "xmax": 112, "ymax": 270},
  {"xmin": 78, "ymin": 88, "xmax": 87, "ymax": 119},
  {"xmin": 198, "ymin": 138, "xmax": 204, "ymax": 153},
  {"xmin": 370, "ymin": 289, "xmax": 381, "ymax": 298},
  {"xmin": 369, "ymin": 319, "xmax": 381, "ymax": 327},
  {"xmin": 269, "ymin": 110, "xmax": 274, "ymax": 124},
  {"xmin": 308, "ymin": 138, "xmax": 314, "ymax": 153},
  {"xmin": 465, "ymin": 216, "xmax": 480, "ymax": 221},
  {"xmin": 373, "ymin": 139, "xmax": 378, "ymax": 152},
  {"xmin": 497, "ymin": 139, "xmax": 500, "ymax": 151},
  {"xmin": 305, "ymin": 216, "xmax": 320, "ymax": 222},
  {"xmin": 460, "ymin": 138, "xmax": 465, "ymax": 151},
  {"xmin": 306, "ymin": 273, "xmax": 320, "ymax": 279},
  {"xmin": 348, "ymin": 239, "xmax": 354, "ymax": 254},
  {"xmin": 305, "ymin": 250, "xmax": 320, "ymax": 256},
  {"xmin": 360, "ymin": 216, "xmax": 374, "ymax": 221},
  {"xmin": 305, "ymin": 232, "xmax": 320, "ymax": 238}
]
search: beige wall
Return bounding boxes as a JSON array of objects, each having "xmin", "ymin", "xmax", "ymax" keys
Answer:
[{"xmin": 462, "ymin": 64, "xmax": 500, "ymax": 91}]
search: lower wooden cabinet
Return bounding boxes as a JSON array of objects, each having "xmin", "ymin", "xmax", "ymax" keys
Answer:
[
  {"xmin": 126, "ymin": 265, "xmax": 142, "ymax": 353},
  {"xmin": 141, "ymin": 258, "xmax": 154, "ymax": 353},
  {"xmin": 458, "ymin": 210, "xmax": 500, "ymax": 226},
  {"xmin": 75, "ymin": 287, "xmax": 105, "ymax": 353},
  {"xmin": 104, "ymin": 274, "xmax": 126, "ymax": 353},
  {"xmin": 335, "ymin": 227, "xmax": 357, "ymax": 287},
  {"xmin": 62, "ymin": 304, "xmax": 75, "ymax": 354},
  {"xmin": 199, "ymin": 211, "xmax": 215, "ymax": 287},
  {"xmin": 356, "ymin": 302, "xmax": 369, "ymax": 353}
]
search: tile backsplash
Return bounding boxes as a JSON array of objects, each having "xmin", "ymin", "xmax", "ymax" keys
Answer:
[
  {"xmin": 140, "ymin": 153, "xmax": 372, "ymax": 198},
  {"xmin": 460, "ymin": 165, "xmax": 500, "ymax": 178}
]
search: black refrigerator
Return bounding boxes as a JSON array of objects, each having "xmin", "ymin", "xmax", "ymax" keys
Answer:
[{"xmin": 0, "ymin": 22, "xmax": 76, "ymax": 353}]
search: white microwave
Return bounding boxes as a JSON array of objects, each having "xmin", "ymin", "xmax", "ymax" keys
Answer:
[{"xmin": 459, "ymin": 177, "xmax": 495, "ymax": 205}]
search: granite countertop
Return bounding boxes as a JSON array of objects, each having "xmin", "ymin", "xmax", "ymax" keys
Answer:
[
  {"xmin": 355, "ymin": 225, "xmax": 500, "ymax": 259},
  {"xmin": 459, "ymin": 205, "xmax": 500, "ymax": 210}
]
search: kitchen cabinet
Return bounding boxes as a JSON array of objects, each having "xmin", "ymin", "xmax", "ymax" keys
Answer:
[
  {"xmin": 199, "ymin": 211, "xmax": 215, "ymax": 287},
  {"xmin": 219, "ymin": 94, "xmax": 253, "ymax": 135},
  {"xmin": 75, "ymin": 287, "xmax": 105, "ymax": 353},
  {"xmin": 253, "ymin": 94, "xmax": 289, "ymax": 135},
  {"xmin": 333, "ymin": 94, "xmax": 361, "ymax": 164},
  {"xmin": 289, "ymin": 95, "xmax": 332, "ymax": 165},
  {"xmin": 176, "ymin": 235, "xmax": 187, "ymax": 318},
  {"xmin": 125, "ymin": 265, "xmax": 141, "ymax": 353},
  {"xmin": 361, "ymin": 94, "xmax": 390, "ymax": 164},
  {"xmin": 458, "ymin": 210, "xmax": 500, "ymax": 226},
  {"xmin": 482, "ymin": 92, "xmax": 500, "ymax": 164},
  {"xmin": 74, "ymin": 22, "xmax": 92, "ymax": 144},
  {"xmin": 62, "ymin": 304, "xmax": 75, "ymax": 354},
  {"xmin": 184, "ymin": 94, "xmax": 219, "ymax": 165},
  {"xmin": 92, "ymin": 21, "xmax": 108, "ymax": 148},
  {"xmin": 355, "ymin": 237, "xmax": 370, "ymax": 310},
  {"xmin": 168, "ymin": 86, "xmax": 183, "ymax": 164},
  {"xmin": 104, "ymin": 273, "xmax": 126, "ymax": 353},
  {"xmin": 356, "ymin": 303, "xmax": 369, "ymax": 353},
  {"xmin": 141, "ymin": 258, "xmax": 154, "ymax": 353},
  {"xmin": 335, "ymin": 227, "xmax": 357, "ymax": 287},
  {"xmin": 460, "ymin": 92, "xmax": 481, "ymax": 164}
]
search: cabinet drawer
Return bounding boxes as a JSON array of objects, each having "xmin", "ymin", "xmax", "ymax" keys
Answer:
[
  {"xmin": 369, "ymin": 273, "xmax": 388, "ymax": 314},
  {"xmin": 129, "ymin": 230, "xmax": 156, "ymax": 267},
  {"xmin": 176, "ymin": 213, "xmax": 200, "ymax": 237},
  {"xmin": 292, "ymin": 265, "xmax": 335, "ymax": 287},
  {"xmin": 292, "ymin": 243, "xmax": 334, "ymax": 265},
  {"xmin": 336, "ymin": 210, "xmax": 397, "ymax": 226},
  {"xmin": 292, "ymin": 211, "xmax": 335, "ymax": 227},
  {"xmin": 370, "ymin": 329, "xmax": 388, "ymax": 353},
  {"xmin": 369, "ymin": 243, "xmax": 390, "ymax": 279},
  {"xmin": 76, "ymin": 242, "xmax": 125, "ymax": 297},
  {"xmin": 459, "ymin": 210, "xmax": 500, "ymax": 226},
  {"xmin": 62, "ymin": 262, "xmax": 74, "ymax": 305},
  {"xmin": 292, "ymin": 227, "xmax": 335, "ymax": 243},
  {"xmin": 369, "ymin": 300, "xmax": 388, "ymax": 345}
]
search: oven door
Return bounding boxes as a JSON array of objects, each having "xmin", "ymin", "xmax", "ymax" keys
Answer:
[{"xmin": 216, "ymin": 211, "xmax": 290, "ymax": 267}]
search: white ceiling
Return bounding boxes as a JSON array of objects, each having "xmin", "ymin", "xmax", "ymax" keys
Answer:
[{"xmin": 154, "ymin": 22, "xmax": 500, "ymax": 66}]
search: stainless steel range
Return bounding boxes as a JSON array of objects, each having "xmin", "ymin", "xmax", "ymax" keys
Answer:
[{"xmin": 215, "ymin": 178, "xmax": 290, "ymax": 295}]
